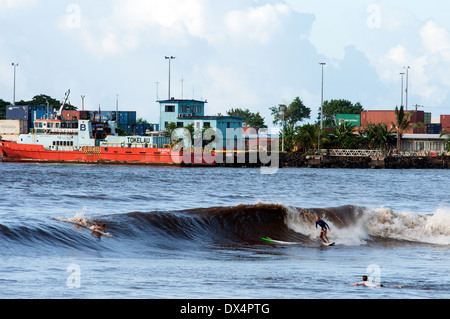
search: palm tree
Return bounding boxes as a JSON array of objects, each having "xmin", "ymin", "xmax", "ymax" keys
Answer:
[
  {"xmin": 392, "ymin": 105, "xmax": 423, "ymax": 151},
  {"xmin": 361, "ymin": 122, "xmax": 396, "ymax": 153},
  {"xmin": 374, "ymin": 123, "xmax": 396, "ymax": 153},
  {"xmin": 331, "ymin": 121, "xmax": 357, "ymax": 149},
  {"xmin": 281, "ymin": 123, "xmax": 296, "ymax": 152},
  {"xmin": 440, "ymin": 130, "xmax": 450, "ymax": 152},
  {"xmin": 296, "ymin": 124, "xmax": 330, "ymax": 153}
]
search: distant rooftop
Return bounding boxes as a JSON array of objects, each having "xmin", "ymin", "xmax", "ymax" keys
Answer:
[
  {"xmin": 178, "ymin": 115, "xmax": 243, "ymax": 120},
  {"xmin": 158, "ymin": 98, "xmax": 207, "ymax": 103}
]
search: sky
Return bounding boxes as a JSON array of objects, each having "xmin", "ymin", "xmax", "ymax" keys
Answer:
[{"xmin": 1, "ymin": 0, "xmax": 449, "ymax": 126}]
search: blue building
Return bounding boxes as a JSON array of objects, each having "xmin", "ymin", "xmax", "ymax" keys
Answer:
[{"xmin": 158, "ymin": 98, "xmax": 244, "ymax": 149}]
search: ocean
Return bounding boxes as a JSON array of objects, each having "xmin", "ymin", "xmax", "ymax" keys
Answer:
[{"xmin": 1, "ymin": 163, "xmax": 449, "ymax": 303}]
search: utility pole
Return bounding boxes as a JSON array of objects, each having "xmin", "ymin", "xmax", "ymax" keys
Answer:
[
  {"xmin": 155, "ymin": 82, "xmax": 160, "ymax": 101},
  {"xmin": 181, "ymin": 76, "xmax": 184, "ymax": 99},
  {"xmin": 116, "ymin": 94, "xmax": 119, "ymax": 126},
  {"xmin": 81, "ymin": 95, "xmax": 85, "ymax": 111},
  {"xmin": 11, "ymin": 63, "xmax": 18, "ymax": 105},
  {"xmin": 400, "ymin": 72, "xmax": 405, "ymax": 108},
  {"xmin": 165, "ymin": 56, "xmax": 175, "ymax": 99},
  {"xmin": 318, "ymin": 62, "xmax": 326, "ymax": 152},
  {"xmin": 404, "ymin": 66, "xmax": 410, "ymax": 111}
]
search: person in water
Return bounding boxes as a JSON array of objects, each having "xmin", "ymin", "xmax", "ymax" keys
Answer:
[
  {"xmin": 315, "ymin": 217, "xmax": 331, "ymax": 244},
  {"xmin": 76, "ymin": 218, "xmax": 89, "ymax": 227},
  {"xmin": 351, "ymin": 275, "xmax": 382, "ymax": 287},
  {"xmin": 76, "ymin": 218, "xmax": 106, "ymax": 232},
  {"xmin": 351, "ymin": 276, "xmax": 369, "ymax": 286},
  {"xmin": 91, "ymin": 224, "xmax": 106, "ymax": 232}
]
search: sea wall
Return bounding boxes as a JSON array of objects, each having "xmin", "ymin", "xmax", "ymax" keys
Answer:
[{"xmin": 282, "ymin": 152, "xmax": 450, "ymax": 169}]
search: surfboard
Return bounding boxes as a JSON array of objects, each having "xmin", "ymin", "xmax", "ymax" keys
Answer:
[
  {"xmin": 322, "ymin": 242, "xmax": 335, "ymax": 246},
  {"xmin": 262, "ymin": 237, "xmax": 299, "ymax": 245},
  {"xmin": 53, "ymin": 217, "xmax": 112, "ymax": 237}
]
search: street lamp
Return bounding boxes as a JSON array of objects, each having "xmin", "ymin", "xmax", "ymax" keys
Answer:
[
  {"xmin": 400, "ymin": 72, "xmax": 405, "ymax": 108},
  {"xmin": 318, "ymin": 62, "xmax": 326, "ymax": 152},
  {"xmin": 165, "ymin": 56, "xmax": 175, "ymax": 99},
  {"xmin": 11, "ymin": 63, "xmax": 18, "ymax": 105},
  {"xmin": 404, "ymin": 66, "xmax": 410, "ymax": 111}
]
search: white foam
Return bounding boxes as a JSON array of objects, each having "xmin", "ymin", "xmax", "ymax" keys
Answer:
[
  {"xmin": 284, "ymin": 205, "xmax": 450, "ymax": 246},
  {"xmin": 74, "ymin": 207, "xmax": 88, "ymax": 220},
  {"xmin": 284, "ymin": 206, "xmax": 370, "ymax": 246}
]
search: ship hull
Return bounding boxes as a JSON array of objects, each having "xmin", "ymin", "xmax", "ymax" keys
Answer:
[
  {"xmin": 0, "ymin": 141, "xmax": 215, "ymax": 166},
  {"xmin": 0, "ymin": 141, "xmax": 176, "ymax": 165}
]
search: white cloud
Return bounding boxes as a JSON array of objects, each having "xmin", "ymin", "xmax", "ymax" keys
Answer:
[
  {"xmin": 111, "ymin": 0, "xmax": 212, "ymax": 41},
  {"xmin": 3, "ymin": 1, "xmax": 450, "ymax": 121},
  {"xmin": 0, "ymin": 0, "xmax": 36, "ymax": 9},
  {"xmin": 420, "ymin": 20, "xmax": 450, "ymax": 62},
  {"xmin": 225, "ymin": 4, "xmax": 292, "ymax": 44}
]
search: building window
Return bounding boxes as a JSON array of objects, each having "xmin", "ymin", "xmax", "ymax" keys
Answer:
[
  {"xmin": 227, "ymin": 122, "xmax": 231, "ymax": 128},
  {"xmin": 165, "ymin": 105, "xmax": 175, "ymax": 112},
  {"xmin": 204, "ymin": 122, "xmax": 211, "ymax": 128},
  {"xmin": 164, "ymin": 122, "xmax": 169, "ymax": 128},
  {"xmin": 177, "ymin": 122, "xmax": 184, "ymax": 128}
]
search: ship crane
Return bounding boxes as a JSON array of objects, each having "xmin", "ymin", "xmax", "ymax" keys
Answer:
[{"xmin": 56, "ymin": 89, "xmax": 71, "ymax": 119}]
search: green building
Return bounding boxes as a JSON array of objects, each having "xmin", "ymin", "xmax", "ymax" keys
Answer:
[{"xmin": 158, "ymin": 99, "xmax": 243, "ymax": 149}]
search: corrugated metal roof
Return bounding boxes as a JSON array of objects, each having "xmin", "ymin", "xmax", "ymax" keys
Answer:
[{"xmin": 402, "ymin": 134, "xmax": 446, "ymax": 140}]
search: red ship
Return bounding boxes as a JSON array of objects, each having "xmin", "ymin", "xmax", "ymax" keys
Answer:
[{"xmin": 0, "ymin": 99, "xmax": 209, "ymax": 166}]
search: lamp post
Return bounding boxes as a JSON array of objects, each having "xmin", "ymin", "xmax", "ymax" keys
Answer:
[
  {"xmin": 165, "ymin": 56, "xmax": 175, "ymax": 99},
  {"xmin": 400, "ymin": 72, "xmax": 405, "ymax": 108},
  {"xmin": 404, "ymin": 66, "xmax": 410, "ymax": 111},
  {"xmin": 11, "ymin": 63, "xmax": 18, "ymax": 105},
  {"xmin": 81, "ymin": 95, "xmax": 85, "ymax": 111},
  {"xmin": 318, "ymin": 62, "xmax": 326, "ymax": 152}
]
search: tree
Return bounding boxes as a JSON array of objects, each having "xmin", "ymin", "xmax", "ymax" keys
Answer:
[
  {"xmin": 226, "ymin": 108, "xmax": 267, "ymax": 128},
  {"xmin": 295, "ymin": 123, "xmax": 330, "ymax": 153},
  {"xmin": 330, "ymin": 121, "xmax": 358, "ymax": 149},
  {"xmin": 318, "ymin": 99, "xmax": 364, "ymax": 128},
  {"xmin": 137, "ymin": 118, "xmax": 150, "ymax": 125},
  {"xmin": 392, "ymin": 105, "xmax": 423, "ymax": 151},
  {"xmin": 270, "ymin": 97, "xmax": 311, "ymax": 127},
  {"xmin": 0, "ymin": 99, "xmax": 10, "ymax": 119},
  {"xmin": 361, "ymin": 122, "xmax": 396, "ymax": 152},
  {"xmin": 165, "ymin": 122, "xmax": 177, "ymax": 137},
  {"xmin": 440, "ymin": 130, "xmax": 450, "ymax": 152},
  {"xmin": 16, "ymin": 94, "xmax": 77, "ymax": 111}
]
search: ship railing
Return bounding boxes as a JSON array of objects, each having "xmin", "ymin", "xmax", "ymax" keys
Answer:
[
  {"xmin": 100, "ymin": 142, "xmax": 164, "ymax": 149},
  {"xmin": 172, "ymin": 146, "xmax": 216, "ymax": 154}
]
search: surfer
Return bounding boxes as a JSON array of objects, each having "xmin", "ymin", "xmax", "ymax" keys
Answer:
[
  {"xmin": 351, "ymin": 276, "xmax": 369, "ymax": 286},
  {"xmin": 76, "ymin": 218, "xmax": 89, "ymax": 227},
  {"xmin": 91, "ymin": 224, "xmax": 106, "ymax": 232},
  {"xmin": 76, "ymin": 218, "xmax": 106, "ymax": 232},
  {"xmin": 351, "ymin": 275, "xmax": 382, "ymax": 287},
  {"xmin": 315, "ymin": 217, "xmax": 331, "ymax": 244}
]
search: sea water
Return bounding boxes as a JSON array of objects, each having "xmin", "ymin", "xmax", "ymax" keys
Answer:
[{"xmin": 0, "ymin": 163, "xmax": 449, "ymax": 300}]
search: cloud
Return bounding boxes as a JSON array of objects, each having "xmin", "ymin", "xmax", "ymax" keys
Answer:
[
  {"xmin": 225, "ymin": 4, "xmax": 292, "ymax": 44},
  {"xmin": 420, "ymin": 20, "xmax": 450, "ymax": 62},
  {"xmin": 0, "ymin": 0, "xmax": 36, "ymax": 10},
  {"xmin": 2, "ymin": 1, "xmax": 450, "ymax": 123},
  {"xmin": 287, "ymin": 1, "xmax": 450, "ymax": 110}
]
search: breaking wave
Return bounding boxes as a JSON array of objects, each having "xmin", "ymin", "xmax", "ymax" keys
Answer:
[{"xmin": 1, "ymin": 203, "xmax": 450, "ymax": 255}]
